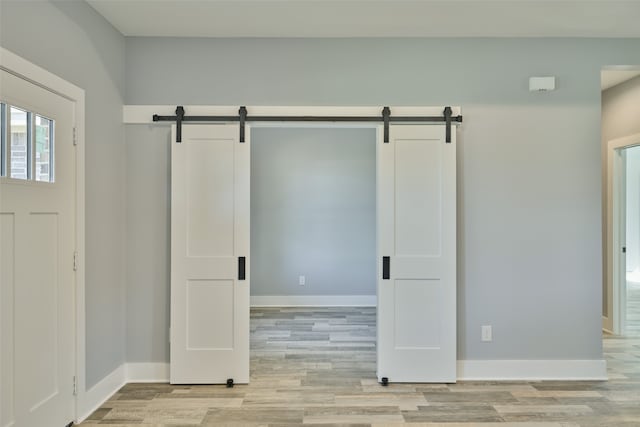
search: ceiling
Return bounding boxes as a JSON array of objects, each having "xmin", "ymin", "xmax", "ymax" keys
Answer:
[
  {"xmin": 87, "ymin": 0, "xmax": 640, "ymax": 38},
  {"xmin": 602, "ymin": 70, "xmax": 640, "ymax": 90}
]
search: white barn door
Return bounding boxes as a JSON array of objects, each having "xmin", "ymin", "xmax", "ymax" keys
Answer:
[
  {"xmin": 1, "ymin": 70, "xmax": 76, "ymax": 426},
  {"xmin": 170, "ymin": 124, "xmax": 250, "ymax": 384},
  {"xmin": 377, "ymin": 124, "xmax": 456, "ymax": 383}
]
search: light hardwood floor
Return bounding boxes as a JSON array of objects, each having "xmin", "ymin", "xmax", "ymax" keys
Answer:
[
  {"xmin": 80, "ymin": 307, "xmax": 640, "ymax": 426},
  {"xmin": 626, "ymin": 280, "xmax": 640, "ymax": 335}
]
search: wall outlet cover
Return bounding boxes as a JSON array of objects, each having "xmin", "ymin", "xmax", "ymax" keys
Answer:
[{"xmin": 482, "ymin": 325, "xmax": 492, "ymax": 342}]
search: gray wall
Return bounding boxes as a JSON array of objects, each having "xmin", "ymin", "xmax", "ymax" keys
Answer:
[
  {"xmin": 251, "ymin": 127, "xmax": 376, "ymax": 297},
  {"xmin": 0, "ymin": 1, "xmax": 126, "ymax": 387},
  {"xmin": 124, "ymin": 37, "xmax": 640, "ymax": 363},
  {"xmin": 4, "ymin": 4, "xmax": 636, "ymax": 388},
  {"xmin": 602, "ymin": 75, "xmax": 640, "ymax": 144},
  {"xmin": 125, "ymin": 125, "xmax": 171, "ymax": 363},
  {"xmin": 602, "ymin": 75, "xmax": 640, "ymax": 315}
]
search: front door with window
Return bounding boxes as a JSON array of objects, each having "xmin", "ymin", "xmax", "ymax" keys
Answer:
[{"xmin": 1, "ymin": 69, "xmax": 76, "ymax": 427}]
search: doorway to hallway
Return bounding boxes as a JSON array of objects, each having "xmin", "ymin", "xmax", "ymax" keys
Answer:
[
  {"xmin": 623, "ymin": 146, "xmax": 640, "ymax": 335},
  {"xmin": 605, "ymin": 134, "xmax": 640, "ymax": 336}
]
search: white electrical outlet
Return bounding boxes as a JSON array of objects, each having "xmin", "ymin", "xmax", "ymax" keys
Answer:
[
  {"xmin": 481, "ymin": 325, "xmax": 492, "ymax": 342},
  {"xmin": 299, "ymin": 275, "xmax": 305, "ymax": 286}
]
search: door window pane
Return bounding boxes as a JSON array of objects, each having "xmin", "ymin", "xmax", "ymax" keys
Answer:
[
  {"xmin": 35, "ymin": 115, "xmax": 53, "ymax": 182},
  {"xmin": 10, "ymin": 106, "xmax": 29, "ymax": 180}
]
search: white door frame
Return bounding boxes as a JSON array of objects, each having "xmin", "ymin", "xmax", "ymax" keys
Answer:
[
  {"xmin": 0, "ymin": 47, "xmax": 86, "ymax": 421},
  {"xmin": 605, "ymin": 132, "xmax": 640, "ymax": 334}
]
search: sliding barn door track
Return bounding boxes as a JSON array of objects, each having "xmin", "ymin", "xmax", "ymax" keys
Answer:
[{"xmin": 153, "ymin": 106, "xmax": 462, "ymax": 144}]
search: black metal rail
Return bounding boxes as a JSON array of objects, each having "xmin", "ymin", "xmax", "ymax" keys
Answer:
[{"xmin": 153, "ymin": 106, "xmax": 462, "ymax": 143}]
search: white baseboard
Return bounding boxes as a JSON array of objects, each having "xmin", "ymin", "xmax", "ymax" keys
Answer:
[
  {"xmin": 250, "ymin": 295, "xmax": 376, "ymax": 307},
  {"xmin": 77, "ymin": 363, "xmax": 170, "ymax": 422},
  {"xmin": 78, "ymin": 364, "xmax": 126, "ymax": 422},
  {"xmin": 77, "ymin": 357, "xmax": 607, "ymax": 422},
  {"xmin": 457, "ymin": 359, "xmax": 608, "ymax": 381},
  {"xmin": 126, "ymin": 362, "xmax": 170, "ymax": 382}
]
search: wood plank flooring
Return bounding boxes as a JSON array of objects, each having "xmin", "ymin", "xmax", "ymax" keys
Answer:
[
  {"xmin": 80, "ymin": 307, "xmax": 640, "ymax": 426},
  {"xmin": 626, "ymin": 280, "xmax": 640, "ymax": 335}
]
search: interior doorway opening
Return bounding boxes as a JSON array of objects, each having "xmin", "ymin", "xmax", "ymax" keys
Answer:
[
  {"xmin": 248, "ymin": 125, "xmax": 378, "ymax": 383},
  {"xmin": 625, "ymin": 146, "xmax": 640, "ymax": 335},
  {"xmin": 602, "ymin": 67, "xmax": 640, "ymax": 335},
  {"xmin": 610, "ymin": 144, "xmax": 640, "ymax": 336},
  {"xmin": 249, "ymin": 126, "xmax": 377, "ymax": 306},
  {"xmin": 607, "ymin": 134, "xmax": 640, "ymax": 335}
]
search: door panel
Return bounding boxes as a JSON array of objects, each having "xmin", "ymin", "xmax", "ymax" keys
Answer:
[
  {"xmin": 394, "ymin": 139, "xmax": 442, "ymax": 256},
  {"xmin": 186, "ymin": 280, "xmax": 234, "ymax": 350},
  {"xmin": 186, "ymin": 138, "xmax": 235, "ymax": 257},
  {"xmin": 1, "ymin": 70, "xmax": 76, "ymax": 427},
  {"xmin": 394, "ymin": 279, "xmax": 443, "ymax": 349},
  {"xmin": 19, "ymin": 213, "xmax": 59, "ymax": 409},
  {"xmin": 377, "ymin": 124, "xmax": 456, "ymax": 383},
  {"xmin": 170, "ymin": 124, "xmax": 249, "ymax": 384}
]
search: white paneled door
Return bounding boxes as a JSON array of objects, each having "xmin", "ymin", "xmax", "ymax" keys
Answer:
[
  {"xmin": 0, "ymin": 70, "xmax": 76, "ymax": 426},
  {"xmin": 170, "ymin": 124, "xmax": 250, "ymax": 384},
  {"xmin": 377, "ymin": 124, "xmax": 457, "ymax": 383}
]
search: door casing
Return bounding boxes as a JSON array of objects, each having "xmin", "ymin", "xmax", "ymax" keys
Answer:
[{"xmin": 605, "ymin": 133, "xmax": 640, "ymax": 334}]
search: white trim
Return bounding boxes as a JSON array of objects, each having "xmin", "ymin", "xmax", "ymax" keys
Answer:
[
  {"xmin": 0, "ymin": 47, "xmax": 86, "ymax": 424},
  {"xmin": 0, "ymin": 48, "xmax": 84, "ymax": 102},
  {"xmin": 457, "ymin": 359, "xmax": 608, "ymax": 381},
  {"xmin": 250, "ymin": 295, "xmax": 377, "ymax": 307},
  {"xmin": 605, "ymin": 132, "xmax": 640, "ymax": 334},
  {"xmin": 123, "ymin": 105, "xmax": 462, "ymax": 124},
  {"xmin": 126, "ymin": 363, "xmax": 170, "ymax": 383},
  {"xmin": 78, "ymin": 364, "xmax": 125, "ymax": 423}
]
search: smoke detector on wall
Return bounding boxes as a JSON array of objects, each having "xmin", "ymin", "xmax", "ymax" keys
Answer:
[{"xmin": 529, "ymin": 76, "xmax": 556, "ymax": 92}]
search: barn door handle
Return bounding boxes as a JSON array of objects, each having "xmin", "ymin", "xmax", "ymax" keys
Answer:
[
  {"xmin": 382, "ymin": 256, "xmax": 390, "ymax": 280},
  {"xmin": 238, "ymin": 257, "xmax": 246, "ymax": 280}
]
